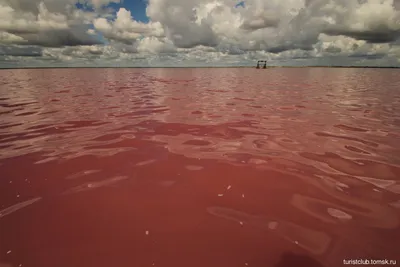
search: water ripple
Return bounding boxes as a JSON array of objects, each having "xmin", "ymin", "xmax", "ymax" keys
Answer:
[{"xmin": 0, "ymin": 68, "xmax": 399, "ymax": 266}]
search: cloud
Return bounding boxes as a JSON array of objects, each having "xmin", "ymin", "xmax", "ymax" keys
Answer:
[
  {"xmin": 146, "ymin": 0, "xmax": 220, "ymax": 48},
  {"xmin": 0, "ymin": 0, "xmax": 400, "ymax": 67},
  {"xmin": 19, "ymin": 27, "xmax": 102, "ymax": 47},
  {"xmin": 84, "ymin": 0, "xmax": 121, "ymax": 9},
  {"xmin": 137, "ymin": 37, "xmax": 176, "ymax": 54},
  {"xmin": 0, "ymin": 2, "xmax": 69, "ymax": 34},
  {"xmin": 240, "ymin": 16, "xmax": 279, "ymax": 31},
  {"xmin": 0, "ymin": 0, "xmax": 102, "ymax": 47},
  {"xmin": 315, "ymin": 33, "xmax": 394, "ymax": 59},
  {"xmin": 321, "ymin": 0, "xmax": 400, "ymax": 43},
  {"xmin": 324, "ymin": 28, "xmax": 400, "ymax": 44},
  {"xmin": 0, "ymin": 44, "xmax": 42, "ymax": 57},
  {"xmin": 93, "ymin": 8, "xmax": 164, "ymax": 44},
  {"xmin": 0, "ymin": 32, "xmax": 27, "ymax": 44}
]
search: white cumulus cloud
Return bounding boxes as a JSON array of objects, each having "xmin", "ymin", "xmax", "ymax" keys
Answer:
[{"xmin": 0, "ymin": 0, "xmax": 399, "ymax": 67}]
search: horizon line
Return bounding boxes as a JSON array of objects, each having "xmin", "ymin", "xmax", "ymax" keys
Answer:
[{"xmin": 0, "ymin": 65, "xmax": 399, "ymax": 70}]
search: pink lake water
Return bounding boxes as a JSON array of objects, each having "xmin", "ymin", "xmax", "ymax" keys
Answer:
[{"xmin": 0, "ymin": 67, "xmax": 399, "ymax": 267}]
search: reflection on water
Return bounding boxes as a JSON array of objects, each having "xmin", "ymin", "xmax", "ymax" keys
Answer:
[
  {"xmin": 207, "ymin": 206, "xmax": 332, "ymax": 255},
  {"xmin": 0, "ymin": 197, "xmax": 42, "ymax": 219},
  {"xmin": 0, "ymin": 68, "xmax": 399, "ymax": 267}
]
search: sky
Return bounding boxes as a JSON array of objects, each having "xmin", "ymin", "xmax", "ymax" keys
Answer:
[{"xmin": 0, "ymin": 0, "xmax": 400, "ymax": 67}]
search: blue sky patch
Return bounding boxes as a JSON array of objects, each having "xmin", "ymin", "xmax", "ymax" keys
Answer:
[{"xmin": 235, "ymin": 1, "xmax": 245, "ymax": 8}]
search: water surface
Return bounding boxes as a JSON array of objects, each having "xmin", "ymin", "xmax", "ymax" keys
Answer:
[{"xmin": 0, "ymin": 68, "xmax": 399, "ymax": 267}]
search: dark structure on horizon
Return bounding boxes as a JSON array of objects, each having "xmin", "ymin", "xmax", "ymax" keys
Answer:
[{"xmin": 256, "ymin": 60, "xmax": 267, "ymax": 69}]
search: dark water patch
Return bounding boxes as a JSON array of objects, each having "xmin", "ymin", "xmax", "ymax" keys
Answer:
[
  {"xmin": 183, "ymin": 140, "xmax": 212, "ymax": 146},
  {"xmin": 0, "ymin": 123, "xmax": 23, "ymax": 130},
  {"xmin": 15, "ymin": 111, "xmax": 38, "ymax": 116},
  {"xmin": 0, "ymin": 101, "xmax": 38, "ymax": 108},
  {"xmin": 314, "ymin": 132, "xmax": 378, "ymax": 147},
  {"xmin": 55, "ymin": 90, "xmax": 70, "ymax": 94},
  {"xmin": 344, "ymin": 145, "xmax": 371, "ymax": 155},
  {"xmin": 335, "ymin": 124, "xmax": 369, "ymax": 132}
]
